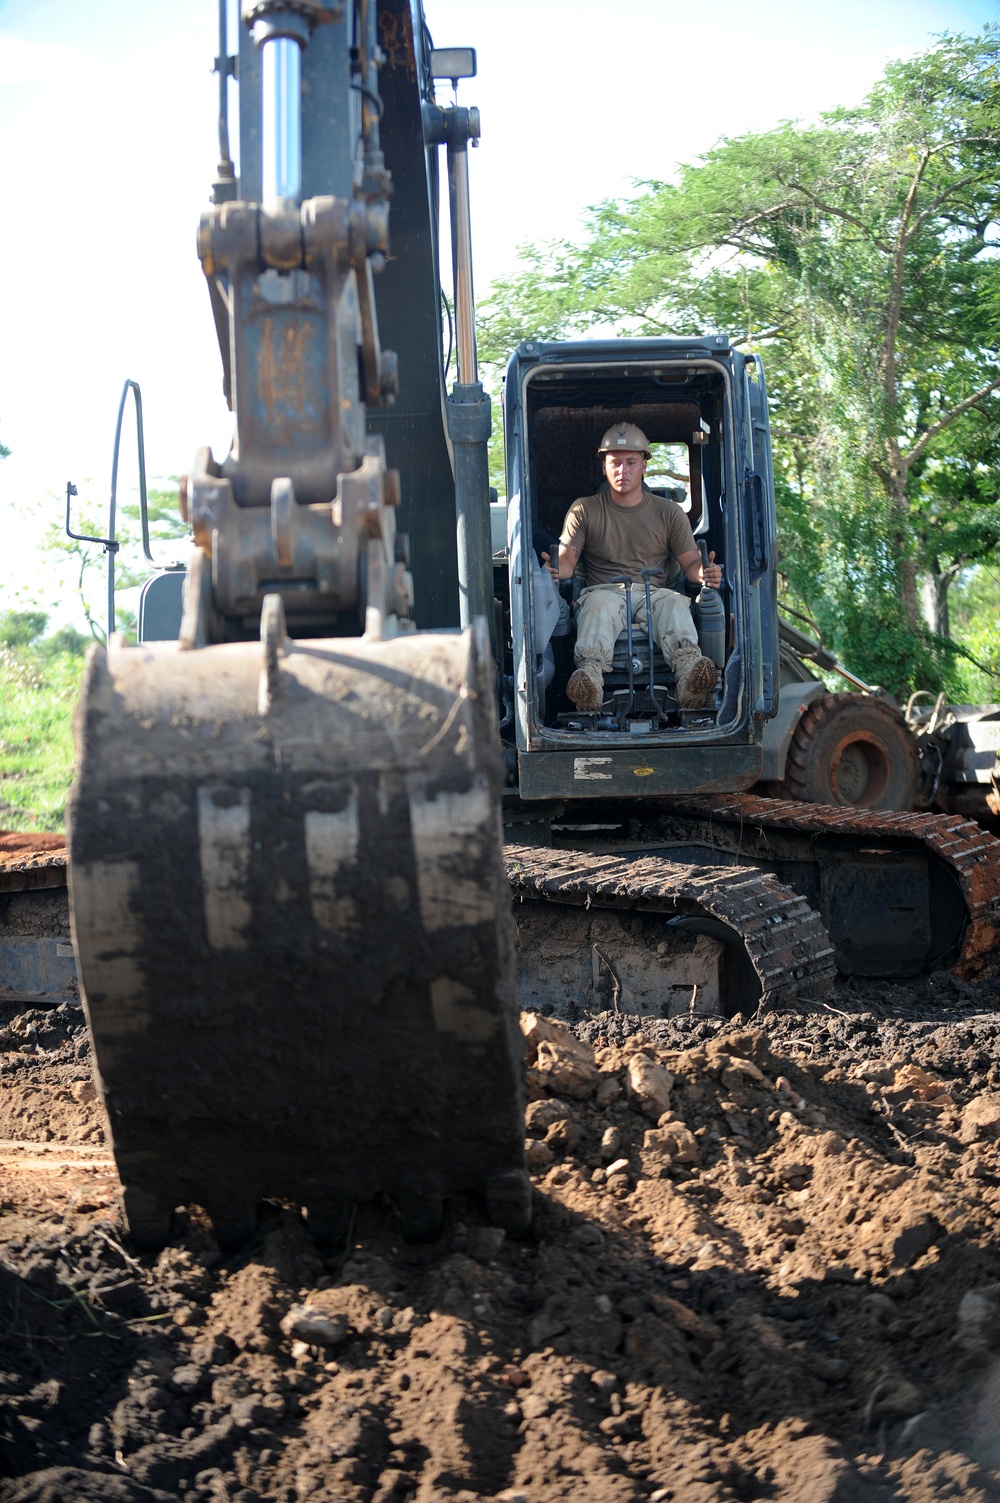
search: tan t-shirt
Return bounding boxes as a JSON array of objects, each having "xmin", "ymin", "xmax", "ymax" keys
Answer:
[{"xmin": 560, "ymin": 491, "xmax": 697, "ymax": 589}]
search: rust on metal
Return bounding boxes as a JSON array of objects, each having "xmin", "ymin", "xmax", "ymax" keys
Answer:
[
  {"xmin": 666, "ymin": 794, "xmax": 1000, "ymax": 980},
  {"xmin": 0, "ymin": 832, "xmax": 68, "ymax": 892}
]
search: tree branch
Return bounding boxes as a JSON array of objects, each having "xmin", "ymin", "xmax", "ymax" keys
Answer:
[
  {"xmin": 884, "ymin": 149, "xmax": 933, "ymax": 410},
  {"xmin": 781, "ymin": 180, "xmax": 892, "ymax": 251},
  {"xmin": 905, "ymin": 376, "xmax": 1000, "ymax": 469}
]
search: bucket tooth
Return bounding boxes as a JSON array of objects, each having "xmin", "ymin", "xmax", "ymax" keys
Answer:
[
  {"xmin": 485, "ymin": 1169, "xmax": 533, "ymax": 1234},
  {"xmin": 122, "ymin": 1186, "xmax": 178, "ymax": 1252},
  {"xmin": 303, "ymin": 1202, "xmax": 352, "ymax": 1247},
  {"xmin": 204, "ymin": 1195, "xmax": 261, "ymax": 1254},
  {"xmin": 391, "ymin": 1188, "xmax": 445, "ymax": 1244}
]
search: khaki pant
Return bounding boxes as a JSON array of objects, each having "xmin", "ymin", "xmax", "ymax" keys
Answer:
[{"xmin": 574, "ymin": 582, "xmax": 699, "ymax": 675}]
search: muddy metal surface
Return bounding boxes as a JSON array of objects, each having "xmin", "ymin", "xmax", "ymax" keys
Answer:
[{"xmin": 4, "ymin": 975, "xmax": 1000, "ymax": 1502}]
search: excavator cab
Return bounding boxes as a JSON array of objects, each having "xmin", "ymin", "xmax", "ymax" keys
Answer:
[{"xmin": 501, "ymin": 338, "xmax": 780, "ymax": 801}]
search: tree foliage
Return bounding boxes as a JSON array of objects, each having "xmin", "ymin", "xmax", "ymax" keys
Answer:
[{"xmin": 479, "ymin": 29, "xmax": 1000, "ymax": 697}]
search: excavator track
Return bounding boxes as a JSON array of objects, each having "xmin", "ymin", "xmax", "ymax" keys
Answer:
[
  {"xmin": 506, "ymin": 843, "xmax": 836, "ymax": 1016},
  {"xmin": 654, "ymin": 794, "xmax": 1000, "ymax": 980},
  {"xmin": 0, "ymin": 833, "xmax": 68, "ymax": 892},
  {"xmin": 0, "ymin": 835, "xmax": 76, "ymax": 1007}
]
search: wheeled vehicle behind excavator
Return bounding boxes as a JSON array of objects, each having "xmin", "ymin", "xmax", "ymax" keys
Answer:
[{"xmin": 61, "ymin": 0, "xmax": 1000, "ymax": 1252}]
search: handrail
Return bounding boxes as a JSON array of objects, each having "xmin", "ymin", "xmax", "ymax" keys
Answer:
[{"xmin": 64, "ymin": 378, "xmax": 149, "ymax": 640}]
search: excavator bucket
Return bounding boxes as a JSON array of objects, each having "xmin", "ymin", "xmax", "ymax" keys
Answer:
[{"xmin": 67, "ymin": 617, "xmax": 530, "ymax": 1249}]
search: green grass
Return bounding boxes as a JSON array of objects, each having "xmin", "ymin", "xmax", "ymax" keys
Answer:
[{"xmin": 0, "ymin": 646, "xmax": 86, "ymax": 832}]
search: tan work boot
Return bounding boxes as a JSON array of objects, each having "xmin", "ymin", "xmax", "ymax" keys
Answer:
[
  {"xmin": 673, "ymin": 649, "xmax": 718, "ymax": 709},
  {"xmin": 566, "ymin": 665, "xmax": 604, "ymax": 711}
]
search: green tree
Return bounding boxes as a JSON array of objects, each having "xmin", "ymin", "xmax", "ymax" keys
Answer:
[{"xmin": 0, "ymin": 611, "xmax": 47, "ymax": 648}]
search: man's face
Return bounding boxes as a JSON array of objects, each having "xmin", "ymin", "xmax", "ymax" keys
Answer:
[{"xmin": 604, "ymin": 450, "xmax": 646, "ymax": 493}]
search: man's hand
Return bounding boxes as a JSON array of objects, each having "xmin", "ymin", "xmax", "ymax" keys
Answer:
[
  {"xmin": 700, "ymin": 550, "xmax": 723, "ymax": 588},
  {"xmin": 540, "ymin": 551, "xmax": 559, "ymax": 583},
  {"xmin": 678, "ymin": 548, "xmax": 722, "ymax": 589}
]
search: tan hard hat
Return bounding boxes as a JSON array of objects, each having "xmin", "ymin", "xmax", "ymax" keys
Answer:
[{"xmin": 598, "ymin": 422, "xmax": 651, "ymax": 458}]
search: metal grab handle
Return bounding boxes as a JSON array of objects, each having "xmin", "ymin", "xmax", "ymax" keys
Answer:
[{"xmin": 64, "ymin": 378, "xmax": 149, "ymax": 641}]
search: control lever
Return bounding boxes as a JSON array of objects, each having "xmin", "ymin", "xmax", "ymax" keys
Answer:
[
  {"xmin": 609, "ymin": 574, "xmax": 636, "ymax": 722},
  {"xmin": 640, "ymin": 568, "xmax": 660, "ymax": 713}
]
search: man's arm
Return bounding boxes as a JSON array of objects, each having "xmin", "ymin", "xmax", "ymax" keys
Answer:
[
  {"xmin": 556, "ymin": 541, "xmax": 579, "ymax": 580},
  {"xmin": 676, "ymin": 548, "xmax": 722, "ymax": 589},
  {"xmin": 540, "ymin": 543, "xmax": 578, "ymax": 582}
]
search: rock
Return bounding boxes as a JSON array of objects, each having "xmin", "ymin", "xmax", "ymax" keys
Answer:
[
  {"xmin": 890, "ymin": 1215, "xmax": 940, "ymax": 1268},
  {"xmin": 955, "ymin": 1287, "xmax": 1000, "ymax": 1352},
  {"xmin": 872, "ymin": 1377, "xmax": 923, "ymax": 1416},
  {"xmin": 774, "ymin": 1160, "xmax": 812, "ymax": 1189},
  {"xmin": 599, "ymin": 1411, "xmax": 638, "ymax": 1438},
  {"xmin": 71, "ymin": 1081, "xmax": 97, "ymax": 1103},
  {"xmin": 230, "ymin": 1392, "xmax": 268, "ymax": 1427},
  {"xmin": 567, "ymin": 1223, "xmax": 604, "ymax": 1251},
  {"xmin": 595, "ymin": 1075, "xmax": 622, "ymax": 1108},
  {"xmin": 658, "ymin": 1297, "xmax": 719, "ymax": 1340},
  {"xmin": 535, "ymin": 1036, "xmax": 600, "ymax": 1099},
  {"xmin": 606, "ymin": 1157, "xmax": 630, "ymax": 1177},
  {"xmin": 372, "ymin": 1471, "xmax": 417, "ymax": 1503},
  {"xmin": 520, "ymin": 1011, "xmax": 574, "ymax": 1063},
  {"xmin": 169, "ymin": 1363, "xmax": 207, "ymax": 1394},
  {"xmin": 595, "ymin": 1294, "xmax": 613, "ymax": 1314},
  {"xmin": 625, "ymin": 1055, "xmax": 674, "ymax": 1118},
  {"xmin": 646, "ymin": 1117, "xmax": 699, "ymax": 1164},
  {"xmin": 525, "ymin": 1098, "xmax": 572, "ymax": 1134},
  {"xmin": 721, "ymin": 1057, "xmax": 766, "ymax": 1090},
  {"xmin": 545, "ymin": 1116, "xmax": 582, "ymax": 1152},
  {"xmin": 496, "ymin": 1491, "xmax": 532, "ymax": 1503},
  {"xmin": 279, "ymin": 1304, "xmax": 349, "ymax": 1346},
  {"xmin": 960, "ymin": 1092, "xmax": 1000, "ymax": 1143},
  {"xmin": 590, "ymin": 1368, "xmax": 619, "ymax": 1396},
  {"xmin": 524, "ymin": 1138, "xmax": 555, "ymax": 1171},
  {"xmin": 885, "ymin": 1063, "xmax": 947, "ymax": 1103},
  {"xmin": 600, "ymin": 1126, "xmax": 624, "ymax": 1161},
  {"xmin": 519, "ymin": 1391, "xmax": 551, "ymax": 1420},
  {"xmin": 468, "ymin": 1226, "xmax": 506, "ymax": 1262},
  {"xmin": 190, "ymin": 1334, "xmax": 235, "ymax": 1367}
]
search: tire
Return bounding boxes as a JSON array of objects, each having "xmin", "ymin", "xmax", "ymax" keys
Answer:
[{"xmin": 781, "ymin": 692, "xmax": 920, "ymax": 811}]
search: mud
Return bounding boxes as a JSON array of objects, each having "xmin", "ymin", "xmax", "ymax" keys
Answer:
[{"xmin": 3, "ymin": 977, "xmax": 1000, "ymax": 1503}]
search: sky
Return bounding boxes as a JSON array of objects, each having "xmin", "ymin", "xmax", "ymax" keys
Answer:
[{"xmin": 0, "ymin": 0, "xmax": 998, "ymax": 628}]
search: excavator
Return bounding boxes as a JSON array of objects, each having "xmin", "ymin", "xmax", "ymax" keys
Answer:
[{"xmin": 52, "ymin": 0, "xmax": 1000, "ymax": 1249}]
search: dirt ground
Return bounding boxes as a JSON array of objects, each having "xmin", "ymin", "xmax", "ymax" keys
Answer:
[{"xmin": 4, "ymin": 974, "xmax": 1000, "ymax": 1503}]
